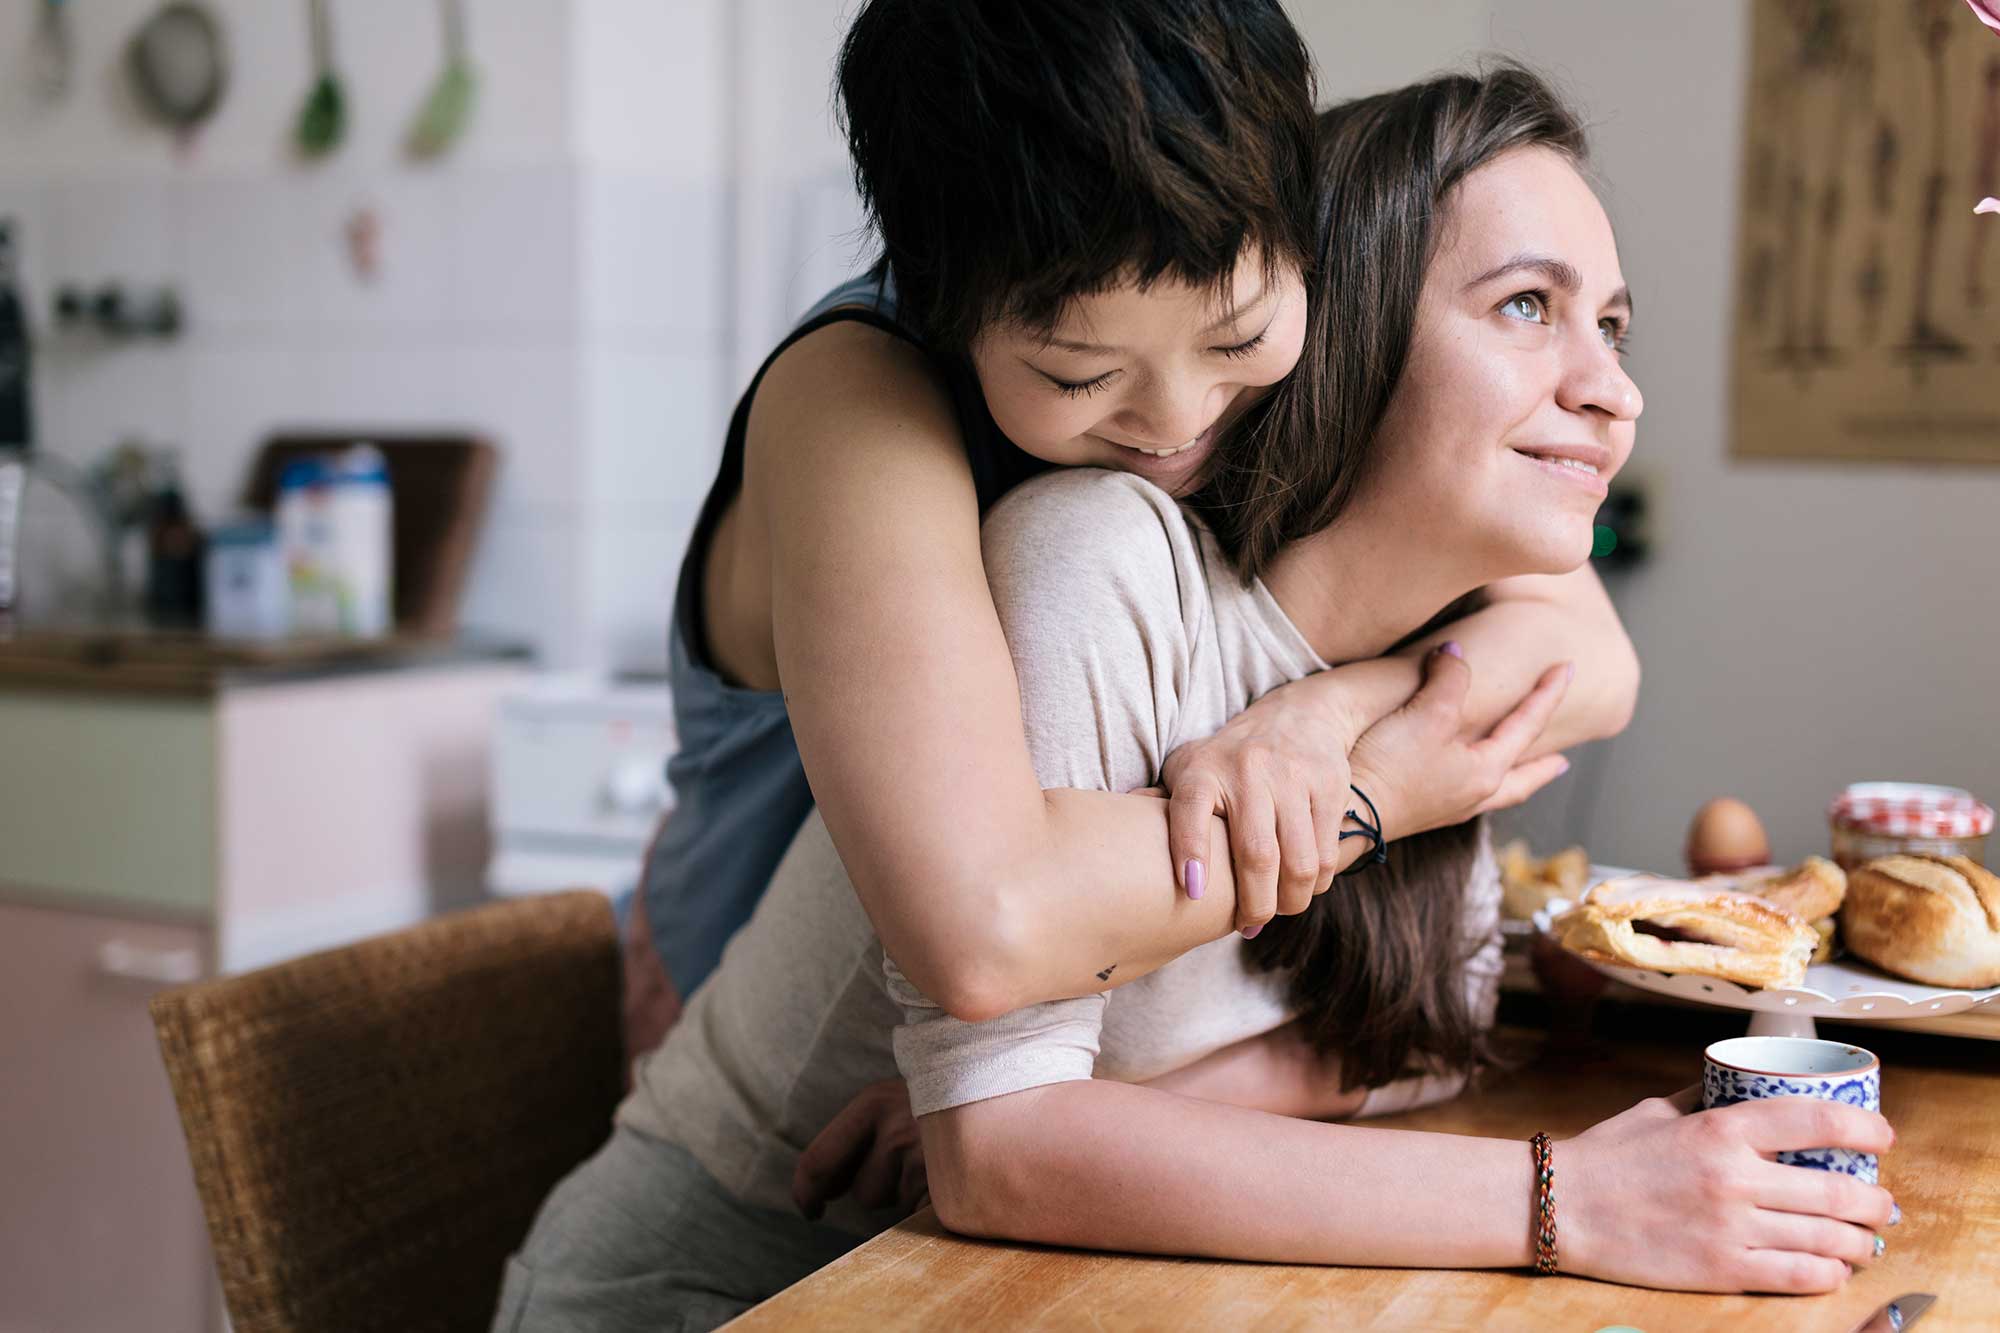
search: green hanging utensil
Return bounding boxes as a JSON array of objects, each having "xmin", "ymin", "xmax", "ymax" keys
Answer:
[
  {"xmin": 294, "ymin": 0, "xmax": 344, "ymax": 158},
  {"xmin": 407, "ymin": 0, "xmax": 476, "ymax": 160}
]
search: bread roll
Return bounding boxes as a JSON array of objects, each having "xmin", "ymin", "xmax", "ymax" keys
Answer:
[{"xmin": 1842, "ymin": 855, "xmax": 2000, "ymax": 989}]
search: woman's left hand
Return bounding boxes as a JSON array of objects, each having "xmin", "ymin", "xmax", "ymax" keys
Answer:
[
  {"xmin": 792, "ymin": 1078, "xmax": 929, "ymax": 1221},
  {"xmin": 1159, "ymin": 676, "xmax": 1363, "ymax": 936}
]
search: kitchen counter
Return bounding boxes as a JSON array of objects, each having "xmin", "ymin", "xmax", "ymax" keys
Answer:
[
  {"xmin": 0, "ymin": 625, "xmax": 531, "ymax": 698},
  {"xmin": 726, "ymin": 1002, "xmax": 2000, "ymax": 1333}
]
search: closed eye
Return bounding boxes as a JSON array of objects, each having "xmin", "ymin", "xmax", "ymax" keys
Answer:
[
  {"xmin": 1215, "ymin": 328, "xmax": 1268, "ymax": 361},
  {"xmin": 1049, "ymin": 369, "xmax": 1119, "ymax": 399}
]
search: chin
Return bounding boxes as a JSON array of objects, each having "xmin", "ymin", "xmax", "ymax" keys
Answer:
[{"xmin": 1501, "ymin": 520, "xmax": 1598, "ymax": 578}]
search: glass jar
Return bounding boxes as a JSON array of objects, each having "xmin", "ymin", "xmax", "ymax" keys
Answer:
[{"xmin": 1827, "ymin": 782, "xmax": 1993, "ymax": 871}]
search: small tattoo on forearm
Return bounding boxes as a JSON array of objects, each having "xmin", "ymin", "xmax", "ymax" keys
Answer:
[{"xmin": 1096, "ymin": 964, "xmax": 1117, "ymax": 981}]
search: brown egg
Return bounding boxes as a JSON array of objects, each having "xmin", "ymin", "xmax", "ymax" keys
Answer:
[{"xmin": 1685, "ymin": 797, "xmax": 1772, "ymax": 876}]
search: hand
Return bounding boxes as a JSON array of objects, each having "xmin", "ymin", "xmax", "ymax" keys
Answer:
[
  {"xmin": 1159, "ymin": 677, "xmax": 1361, "ymax": 937},
  {"xmin": 1345, "ymin": 644, "xmax": 1572, "ymax": 841},
  {"xmin": 1561, "ymin": 1086, "xmax": 1896, "ymax": 1292},
  {"xmin": 792, "ymin": 1078, "xmax": 928, "ymax": 1221}
]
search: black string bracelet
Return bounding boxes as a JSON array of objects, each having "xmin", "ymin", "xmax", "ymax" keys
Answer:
[{"xmin": 1338, "ymin": 783, "xmax": 1389, "ymax": 867}]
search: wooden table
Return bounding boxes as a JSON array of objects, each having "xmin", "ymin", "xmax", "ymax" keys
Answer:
[{"xmin": 726, "ymin": 1006, "xmax": 1999, "ymax": 1332}]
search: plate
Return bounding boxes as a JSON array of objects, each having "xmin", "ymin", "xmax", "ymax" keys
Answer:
[{"xmin": 1530, "ymin": 869, "xmax": 2000, "ymax": 1025}]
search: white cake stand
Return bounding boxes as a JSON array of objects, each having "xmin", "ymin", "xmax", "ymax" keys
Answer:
[{"xmin": 1532, "ymin": 869, "xmax": 2000, "ymax": 1039}]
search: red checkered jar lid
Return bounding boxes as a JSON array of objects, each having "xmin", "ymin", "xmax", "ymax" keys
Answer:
[{"xmin": 1828, "ymin": 783, "xmax": 1994, "ymax": 839}]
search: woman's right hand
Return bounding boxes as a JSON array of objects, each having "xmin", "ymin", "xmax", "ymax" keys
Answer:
[
  {"xmin": 1345, "ymin": 643, "xmax": 1573, "ymax": 841},
  {"xmin": 1561, "ymin": 1088, "xmax": 1896, "ymax": 1292}
]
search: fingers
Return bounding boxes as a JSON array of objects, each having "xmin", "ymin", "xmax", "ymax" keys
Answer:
[
  {"xmin": 1409, "ymin": 641, "xmax": 1472, "ymax": 717},
  {"xmin": 898, "ymin": 1147, "xmax": 930, "ymax": 1215},
  {"xmin": 1734, "ymin": 1248, "xmax": 1853, "ymax": 1295},
  {"xmin": 1749, "ymin": 1161, "xmax": 1896, "ymax": 1231},
  {"xmin": 1747, "ymin": 1208, "xmax": 1883, "ymax": 1271},
  {"xmin": 792, "ymin": 1110, "xmax": 876, "ymax": 1220},
  {"xmin": 1273, "ymin": 790, "xmax": 1320, "ymax": 918},
  {"xmin": 1309, "ymin": 786, "xmax": 1344, "ymax": 898},
  {"xmin": 849, "ymin": 1133, "xmax": 907, "ymax": 1212},
  {"xmin": 792, "ymin": 1080, "xmax": 910, "ymax": 1218},
  {"xmin": 1470, "ymin": 662, "xmax": 1572, "ymax": 766},
  {"xmin": 1731, "ymin": 1098, "xmax": 1895, "ymax": 1159},
  {"xmin": 1227, "ymin": 782, "xmax": 1280, "ymax": 935},
  {"xmin": 1472, "ymin": 752, "xmax": 1573, "ymax": 815},
  {"xmin": 1166, "ymin": 778, "xmax": 1220, "ymax": 901}
]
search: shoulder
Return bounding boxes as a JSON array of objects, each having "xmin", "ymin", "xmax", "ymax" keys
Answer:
[
  {"xmin": 748, "ymin": 319, "xmax": 966, "ymax": 477},
  {"xmin": 981, "ymin": 470, "xmax": 1209, "ymax": 669},
  {"xmin": 982, "ymin": 470, "xmax": 1200, "ymax": 588}
]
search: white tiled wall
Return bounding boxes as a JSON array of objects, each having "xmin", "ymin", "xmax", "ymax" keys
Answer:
[{"xmin": 0, "ymin": 0, "xmax": 744, "ymax": 671}]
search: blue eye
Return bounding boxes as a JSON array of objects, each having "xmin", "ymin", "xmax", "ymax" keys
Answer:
[
  {"xmin": 1599, "ymin": 318, "xmax": 1630, "ymax": 354},
  {"xmin": 1503, "ymin": 292, "xmax": 1548, "ymax": 323}
]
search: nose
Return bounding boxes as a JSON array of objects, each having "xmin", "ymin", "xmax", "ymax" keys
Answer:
[
  {"xmin": 1557, "ymin": 329, "xmax": 1643, "ymax": 424},
  {"xmin": 1112, "ymin": 372, "xmax": 1229, "ymax": 448}
]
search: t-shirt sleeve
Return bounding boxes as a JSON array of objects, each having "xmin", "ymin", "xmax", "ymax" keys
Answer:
[{"xmin": 887, "ymin": 471, "xmax": 1204, "ymax": 1116}]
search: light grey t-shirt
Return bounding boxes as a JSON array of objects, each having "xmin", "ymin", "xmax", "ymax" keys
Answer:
[{"xmin": 618, "ymin": 469, "xmax": 1502, "ymax": 1236}]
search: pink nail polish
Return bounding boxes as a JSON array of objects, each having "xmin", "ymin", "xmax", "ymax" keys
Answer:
[
  {"xmin": 1241, "ymin": 923, "xmax": 1262, "ymax": 939},
  {"xmin": 1439, "ymin": 641, "xmax": 1464, "ymax": 659},
  {"xmin": 1183, "ymin": 859, "xmax": 1205, "ymax": 900}
]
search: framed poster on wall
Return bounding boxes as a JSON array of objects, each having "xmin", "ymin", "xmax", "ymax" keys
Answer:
[{"xmin": 1731, "ymin": 0, "xmax": 2000, "ymax": 463}]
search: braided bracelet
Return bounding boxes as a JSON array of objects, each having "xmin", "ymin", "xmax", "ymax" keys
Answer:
[
  {"xmin": 1337, "ymin": 783, "xmax": 1390, "ymax": 867},
  {"xmin": 1531, "ymin": 1131, "xmax": 1559, "ymax": 1274}
]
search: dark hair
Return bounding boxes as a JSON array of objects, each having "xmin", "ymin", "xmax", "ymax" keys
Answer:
[
  {"xmin": 835, "ymin": 0, "xmax": 1318, "ymax": 354},
  {"xmin": 1211, "ymin": 63, "xmax": 1593, "ymax": 1094}
]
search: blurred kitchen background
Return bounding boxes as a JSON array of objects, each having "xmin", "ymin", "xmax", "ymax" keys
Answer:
[{"xmin": 2, "ymin": 2, "xmax": 1997, "ymax": 1329}]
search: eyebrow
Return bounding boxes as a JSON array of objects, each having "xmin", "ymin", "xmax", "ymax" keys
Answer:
[
  {"xmin": 1465, "ymin": 252, "xmax": 1632, "ymax": 317},
  {"xmin": 1038, "ymin": 282, "xmax": 1272, "ymax": 356}
]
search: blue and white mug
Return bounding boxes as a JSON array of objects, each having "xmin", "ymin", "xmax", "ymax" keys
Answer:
[{"xmin": 1701, "ymin": 1036, "xmax": 1881, "ymax": 1184}]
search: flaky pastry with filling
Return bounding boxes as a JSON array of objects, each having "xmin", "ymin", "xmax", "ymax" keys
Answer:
[{"xmin": 1550, "ymin": 875, "xmax": 1820, "ymax": 989}]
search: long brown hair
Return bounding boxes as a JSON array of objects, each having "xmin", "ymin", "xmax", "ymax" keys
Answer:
[{"xmin": 1194, "ymin": 63, "xmax": 1592, "ymax": 1092}]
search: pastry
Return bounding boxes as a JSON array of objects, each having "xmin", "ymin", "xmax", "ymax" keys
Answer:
[
  {"xmin": 1550, "ymin": 874, "xmax": 1820, "ymax": 990},
  {"xmin": 1703, "ymin": 856, "xmax": 1847, "ymax": 923},
  {"xmin": 1499, "ymin": 841, "xmax": 1590, "ymax": 920},
  {"xmin": 1841, "ymin": 855, "xmax": 2000, "ymax": 989}
]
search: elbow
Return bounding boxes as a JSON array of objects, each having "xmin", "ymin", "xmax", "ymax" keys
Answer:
[
  {"xmin": 883, "ymin": 872, "xmax": 1037, "ymax": 1024},
  {"xmin": 924, "ymin": 1106, "xmax": 1040, "ymax": 1240}
]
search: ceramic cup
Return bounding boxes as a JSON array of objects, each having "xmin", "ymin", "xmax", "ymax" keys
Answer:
[{"xmin": 1701, "ymin": 1036, "xmax": 1881, "ymax": 1183}]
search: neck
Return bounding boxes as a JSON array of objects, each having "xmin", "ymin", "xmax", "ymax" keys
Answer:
[{"xmin": 1258, "ymin": 497, "xmax": 1490, "ymax": 665}]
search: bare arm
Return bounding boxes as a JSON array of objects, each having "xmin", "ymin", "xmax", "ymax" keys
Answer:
[
  {"xmin": 921, "ymin": 1080, "xmax": 1896, "ymax": 1292},
  {"xmin": 753, "ymin": 327, "xmax": 1619, "ymax": 1016},
  {"xmin": 1291, "ymin": 566, "xmax": 1638, "ymax": 763},
  {"xmin": 1137, "ymin": 1022, "xmax": 1367, "ymax": 1120},
  {"xmin": 1158, "ymin": 567, "xmax": 1635, "ymax": 930},
  {"xmin": 752, "ymin": 325, "xmax": 1251, "ymax": 1020}
]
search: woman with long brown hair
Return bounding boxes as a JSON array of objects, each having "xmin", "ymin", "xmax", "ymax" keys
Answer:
[{"xmin": 496, "ymin": 65, "xmax": 1892, "ymax": 1331}]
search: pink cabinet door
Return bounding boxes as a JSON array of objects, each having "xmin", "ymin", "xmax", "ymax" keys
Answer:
[{"xmin": 0, "ymin": 897, "xmax": 215, "ymax": 1333}]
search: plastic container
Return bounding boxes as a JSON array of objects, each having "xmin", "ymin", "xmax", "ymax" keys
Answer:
[
  {"xmin": 1827, "ymin": 782, "xmax": 1993, "ymax": 871},
  {"xmin": 328, "ymin": 442, "xmax": 393, "ymax": 637},
  {"xmin": 274, "ymin": 444, "xmax": 393, "ymax": 637},
  {"xmin": 205, "ymin": 516, "xmax": 287, "ymax": 639},
  {"xmin": 275, "ymin": 455, "xmax": 339, "ymax": 634}
]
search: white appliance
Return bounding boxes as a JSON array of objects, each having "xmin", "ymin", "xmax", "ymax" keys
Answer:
[{"xmin": 486, "ymin": 674, "xmax": 676, "ymax": 901}]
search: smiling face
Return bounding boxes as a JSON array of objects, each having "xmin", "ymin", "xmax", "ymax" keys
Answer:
[
  {"xmin": 967, "ymin": 250, "xmax": 1308, "ymax": 495},
  {"xmin": 1366, "ymin": 146, "xmax": 1642, "ymax": 575}
]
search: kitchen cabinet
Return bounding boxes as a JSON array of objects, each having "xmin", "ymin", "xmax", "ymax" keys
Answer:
[{"xmin": 0, "ymin": 649, "xmax": 529, "ymax": 1332}]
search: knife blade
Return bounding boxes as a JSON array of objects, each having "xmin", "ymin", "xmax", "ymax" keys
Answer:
[{"xmin": 1846, "ymin": 1292, "xmax": 1935, "ymax": 1333}]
